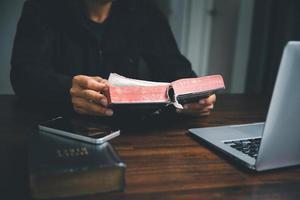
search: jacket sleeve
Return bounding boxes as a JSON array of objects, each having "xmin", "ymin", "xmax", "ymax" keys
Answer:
[
  {"xmin": 10, "ymin": 1, "xmax": 72, "ymax": 105},
  {"xmin": 140, "ymin": 1, "xmax": 197, "ymax": 82}
]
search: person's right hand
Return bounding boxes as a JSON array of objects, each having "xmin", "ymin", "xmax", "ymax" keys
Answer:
[{"xmin": 70, "ymin": 75, "xmax": 114, "ymax": 117}]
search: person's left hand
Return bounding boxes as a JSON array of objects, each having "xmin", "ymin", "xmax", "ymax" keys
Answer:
[{"xmin": 176, "ymin": 94, "xmax": 216, "ymax": 117}]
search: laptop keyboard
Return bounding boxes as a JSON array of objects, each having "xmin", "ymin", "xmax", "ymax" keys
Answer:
[{"xmin": 224, "ymin": 138, "xmax": 262, "ymax": 159}]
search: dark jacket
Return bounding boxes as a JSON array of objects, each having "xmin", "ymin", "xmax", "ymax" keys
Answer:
[{"xmin": 10, "ymin": 0, "xmax": 196, "ymax": 107}]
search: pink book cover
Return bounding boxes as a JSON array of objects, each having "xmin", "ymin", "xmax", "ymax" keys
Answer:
[{"xmin": 171, "ymin": 75, "xmax": 225, "ymax": 96}]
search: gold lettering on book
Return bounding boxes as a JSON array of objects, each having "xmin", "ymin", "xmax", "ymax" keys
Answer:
[{"xmin": 57, "ymin": 147, "xmax": 89, "ymax": 158}]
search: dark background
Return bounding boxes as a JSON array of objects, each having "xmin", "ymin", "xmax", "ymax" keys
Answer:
[{"xmin": 1, "ymin": 0, "xmax": 300, "ymax": 97}]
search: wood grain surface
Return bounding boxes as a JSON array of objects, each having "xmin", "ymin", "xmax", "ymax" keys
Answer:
[{"xmin": 1, "ymin": 94, "xmax": 299, "ymax": 200}]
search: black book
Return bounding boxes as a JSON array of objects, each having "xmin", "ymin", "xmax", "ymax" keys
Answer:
[{"xmin": 28, "ymin": 131, "xmax": 126, "ymax": 199}]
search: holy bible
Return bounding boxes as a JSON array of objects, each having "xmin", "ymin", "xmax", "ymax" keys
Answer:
[
  {"xmin": 28, "ymin": 131, "xmax": 126, "ymax": 199},
  {"xmin": 107, "ymin": 73, "xmax": 225, "ymax": 109}
]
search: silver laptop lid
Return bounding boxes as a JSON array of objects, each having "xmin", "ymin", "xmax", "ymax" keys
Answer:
[{"xmin": 256, "ymin": 41, "xmax": 300, "ymax": 171}]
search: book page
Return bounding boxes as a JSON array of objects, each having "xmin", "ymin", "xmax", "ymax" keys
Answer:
[
  {"xmin": 108, "ymin": 73, "xmax": 169, "ymax": 87},
  {"xmin": 109, "ymin": 85, "xmax": 169, "ymax": 104}
]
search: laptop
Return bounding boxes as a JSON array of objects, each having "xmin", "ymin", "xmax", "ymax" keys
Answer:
[{"xmin": 189, "ymin": 41, "xmax": 300, "ymax": 171}]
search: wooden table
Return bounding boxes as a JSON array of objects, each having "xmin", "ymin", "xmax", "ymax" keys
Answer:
[{"xmin": 1, "ymin": 94, "xmax": 300, "ymax": 200}]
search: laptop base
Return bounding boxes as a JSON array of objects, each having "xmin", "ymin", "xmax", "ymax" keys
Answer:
[{"xmin": 189, "ymin": 123, "xmax": 265, "ymax": 171}]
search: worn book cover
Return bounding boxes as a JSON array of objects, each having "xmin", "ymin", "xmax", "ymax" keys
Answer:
[
  {"xmin": 28, "ymin": 131, "xmax": 126, "ymax": 199},
  {"xmin": 107, "ymin": 73, "xmax": 225, "ymax": 109}
]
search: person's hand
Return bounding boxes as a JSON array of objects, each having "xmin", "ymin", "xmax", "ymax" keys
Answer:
[
  {"xmin": 70, "ymin": 75, "xmax": 114, "ymax": 117},
  {"xmin": 176, "ymin": 94, "xmax": 216, "ymax": 117}
]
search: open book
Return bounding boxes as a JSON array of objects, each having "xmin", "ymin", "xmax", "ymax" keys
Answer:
[{"xmin": 106, "ymin": 73, "xmax": 225, "ymax": 109}]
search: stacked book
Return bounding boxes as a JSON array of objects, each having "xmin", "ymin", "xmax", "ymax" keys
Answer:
[{"xmin": 28, "ymin": 131, "xmax": 125, "ymax": 199}]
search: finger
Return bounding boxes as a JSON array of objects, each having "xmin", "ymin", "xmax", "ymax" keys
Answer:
[
  {"xmin": 183, "ymin": 99, "xmax": 215, "ymax": 110},
  {"xmin": 183, "ymin": 102, "xmax": 208, "ymax": 110},
  {"xmin": 199, "ymin": 94, "xmax": 216, "ymax": 105},
  {"xmin": 208, "ymin": 94, "xmax": 216, "ymax": 104},
  {"xmin": 199, "ymin": 111, "xmax": 210, "ymax": 116},
  {"xmin": 182, "ymin": 103, "xmax": 214, "ymax": 114},
  {"xmin": 73, "ymin": 106, "xmax": 88, "ymax": 115},
  {"xmin": 200, "ymin": 104, "xmax": 214, "ymax": 111},
  {"xmin": 183, "ymin": 95, "xmax": 216, "ymax": 109},
  {"xmin": 75, "ymin": 75, "xmax": 105, "ymax": 83},
  {"xmin": 70, "ymin": 88, "xmax": 108, "ymax": 106},
  {"xmin": 73, "ymin": 75, "xmax": 108, "ymax": 91},
  {"xmin": 72, "ymin": 97, "xmax": 113, "ymax": 116},
  {"xmin": 176, "ymin": 109, "xmax": 211, "ymax": 116},
  {"xmin": 197, "ymin": 104, "xmax": 214, "ymax": 113},
  {"xmin": 92, "ymin": 76, "xmax": 108, "ymax": 85}
]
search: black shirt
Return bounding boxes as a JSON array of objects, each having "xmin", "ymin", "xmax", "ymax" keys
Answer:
[
  {"xmin": 10, "ymin": 0, "xmax": 196, "ymax": 108},
  {"xmin": 84, "ymin": 17, "xmax": 106, "ymax": 44}
]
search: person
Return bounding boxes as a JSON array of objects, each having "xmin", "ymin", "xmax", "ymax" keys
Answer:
[{"xmin": 10, "ymin": 0, "xmax": 216, "ymax": 117}]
